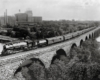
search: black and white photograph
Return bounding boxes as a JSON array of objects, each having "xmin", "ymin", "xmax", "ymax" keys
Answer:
[{"xmin": 0, "ymin": 0, "xmax": 100, "ymax": 80}]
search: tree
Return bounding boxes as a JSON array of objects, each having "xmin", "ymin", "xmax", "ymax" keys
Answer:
[{"xmin": 28, "ymin": 62, "xmax": 46, "ymax": 80}]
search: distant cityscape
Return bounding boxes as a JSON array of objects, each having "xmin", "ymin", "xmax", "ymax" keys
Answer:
[{"xmin": 0, "ymin": 10, "xmax": 42, "ymax": 26}]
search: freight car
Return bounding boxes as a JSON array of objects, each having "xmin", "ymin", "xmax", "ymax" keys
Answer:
[{"xmin": 46, "ymin": 36, "xmax": 64, "ymax": 45}]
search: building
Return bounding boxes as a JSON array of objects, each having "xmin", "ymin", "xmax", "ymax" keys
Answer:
[
  {"xmin": 15, "ymin": 13, "xmax": 29, "ymax": 25},
  {"xmin": 25, "ymin": 10, "xmax": 33, "ymax": 22},
  {"xmin": 32, "ymin": 17, "xmax": 42, "ymax": 23},
  {"xmin": 0, "ymin": 16, "xmax": 16, "ymax": 26},
  {"xmin": 15, "ymin": 11, "xmax": 42, "ymax": 26},
  {"xmin": 7, "ymin": 16, "xmax": 16, "ymax": 26},
  {"xmin": 0, "ymin": 17, "xmax": 5, "ymax": 26},
  {"xmin": 15, "ymin": 13, "xmax": 28, "ymax": 22}
]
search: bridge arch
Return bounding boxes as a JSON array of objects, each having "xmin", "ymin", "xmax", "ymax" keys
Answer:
[
  {"xmin": 80, "ymin": 39, "xmax": 84, "ymax": 47},
  {"xmin": 89, "ymin": 34, "xmax": 92, "ymax": 39},
  {"xmin": 70, "ymin": 43, "xmax": 77, "ymax": 58},
  {"xmin": 71, "ymin": 43, "xmax": 77, "ymax": 49},
  {"xmin": 51, "ymin": 49, "xmax": 67, "ymax": 64},
  {"xmin": 14, "ymin": 58, "xmax": 45, "ymax": 76},
  {"xmin": 85, "ymin": 36, "xmax": 88, "ymax": 40}
]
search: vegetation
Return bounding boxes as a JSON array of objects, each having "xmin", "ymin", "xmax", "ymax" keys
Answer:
[
  {"xmin": 1, "ymin": 20, "xmax": 99, "ymax": 40},
  {"xmin": 19, "ymin": 39, "xmax": 100, "ymax": 80}
]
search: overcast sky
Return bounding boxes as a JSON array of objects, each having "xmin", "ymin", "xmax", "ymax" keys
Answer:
[{"xmin": 0, "ymin": 0, "xmax": 100, "ymax": 20}]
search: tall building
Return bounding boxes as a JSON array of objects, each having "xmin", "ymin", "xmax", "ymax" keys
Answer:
[
  {"xmin": 15, "ymin": 13, "xmax": 29, "ymax": 26},
  {"xmin": 25, "ymin": 10, "xmax": 33, "ymax": 22},
  {"xmin": 15, "ymin": 13, "xmax": 28, "ymax": 22}
]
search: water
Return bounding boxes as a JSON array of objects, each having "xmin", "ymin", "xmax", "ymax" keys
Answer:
[
  {"xmin": 96, "ymin": 36, "xmax": 100, "ymax": 42},
  {"xmin": 96, "ymin": 36, "xmax": 100, "ymax": 50}
]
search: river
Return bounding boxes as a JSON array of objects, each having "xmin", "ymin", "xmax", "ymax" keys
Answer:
[
  {"xmin": 96, "ymin": 36, "xmax": 100, "ymax": 42},
  {"xmin": 96, "ymin": 36, "xmax": 100, "ymax": 50}
]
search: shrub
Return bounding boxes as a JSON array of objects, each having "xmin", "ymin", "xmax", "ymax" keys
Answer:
[
  {"xmin": 28, "ymin": 62, "xmax": 46, "ymax": 80},
  {"xmin": 67, "ymin": 62, "xmax": 100, "ymax": 80}
]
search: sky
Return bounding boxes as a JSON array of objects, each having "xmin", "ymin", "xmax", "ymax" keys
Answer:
[{"xmin": 0, "ymin": 0, "xmax": 100, "ymax": 20}]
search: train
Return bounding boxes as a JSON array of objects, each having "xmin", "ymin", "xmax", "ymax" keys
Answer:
[{"xmin": 0, "ymin": 27, "xmax": 96, "ymax": 56}]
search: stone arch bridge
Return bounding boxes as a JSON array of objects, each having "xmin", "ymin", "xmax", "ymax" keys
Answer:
[{"xmin": 0, "ymin": 27, "xmax": 100, "ymax": 80}]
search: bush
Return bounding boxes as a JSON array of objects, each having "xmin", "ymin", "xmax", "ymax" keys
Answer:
[
  {"xmin": 21, "ymin": 67, "xmax": 31, "ymax": 80},
  {"xmin": 28, "ymin": 62, "xmax": 46, "ymax": 80},
  {"xmin": 67, "ymin": 62, "xmax": 100, "ymax": 80}
]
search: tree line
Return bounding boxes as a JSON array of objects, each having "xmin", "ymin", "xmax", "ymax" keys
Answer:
[{"xmin": 1, "ymin": 20, "xmax": 99, "ymax": 40}]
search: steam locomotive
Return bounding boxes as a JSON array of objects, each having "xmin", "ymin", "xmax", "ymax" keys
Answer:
[{"xmin": 0, "ymin": 27, "xmax": 95, "ymax": 56}]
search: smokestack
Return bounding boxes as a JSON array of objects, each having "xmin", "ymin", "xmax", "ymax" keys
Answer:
[
  {"xmin": 4, "ymin": 12, "xmax": 5, "ymax": 25},
  {"xmin": 19, "ymin": 9, "xmax": 20, "ymax": 13},
  {"xmin": 4, "ymin": 12, "xmax": 6, "ymax": 25},
  {"xmin": 6, "ymin": 9, "xmax": 7, "ymax": 24}
]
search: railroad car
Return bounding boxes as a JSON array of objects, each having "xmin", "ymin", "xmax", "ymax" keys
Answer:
[
  {"xmin": 72, "ymin": 31, "xmax": 80, "ymax": 37},
  {"xmin": 46, "ymin": 36, "xmax": 64, "ymax": 45},
  {"xmin": 37, "ymin": 39, "xmax": 47, "ymax": 47},
  {"xmin": 63, "ymin": 33, "xmax": 73, "ymax": 40}
]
